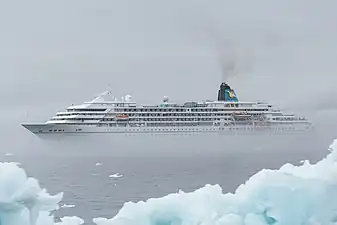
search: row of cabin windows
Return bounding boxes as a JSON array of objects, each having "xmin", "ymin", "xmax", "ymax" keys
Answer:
[
  {"xmin": 99, "ymin": 122, "xmax": 216, "ymax": 127},
  {"xmin": 61, "ymin": 108, "xmax": 269, "ymax": 115},
  {"xmin": 52, "ymin": 117, "xmax": 231, "ymax": 122},
  {"xmin": 191, "ymin": 108, "xmax": 268, "ymax": 112},
  {"xmin": 116, "ymin": 108, "xmax": 269, "ymax": 112},
  {"xmin": 51, "ymin": 118, "xmax": 100, "ymax": 121},
  {"xmin": 101, "ymin": 124, "xmax": 215, "ymax": 129},
  {"xmin": 57, "ymin": 113, "xmax": 104, "ymax": 116},
  {"xmin": 48, "ymin": 129, "xmax": 65, "ymax": 132},
  {"xmin": 141, "ymin": 123, "xmax": 214, "ymax": 127},
  {"xmin": 47, "ymin": 128, "xmax": 82, "ymax": 132},
  {"xmin": 52, "ymin": 113, "xmax": 264, "ymax": 120},
  {"xmin": 126, "ymin": 113, "xmax": 234, "ymax": 117},
  {"xmin": 52, "ymin": 113, "xmax": 262, "ymax": 120},
  {"xmin": 57, "ymin": 112, "xmax": 260, "ymax": 117},
  {"xmin": 95, "ymin": 126, "xmax": 296, "ymax": 131},
  {"xmin": 57, "ymin": 112, "xmax": 236, "ymax": 116},
  {"xmin": 58, "ymin": 123, "xmax": 96, "ymax": 125},
  {"xmin": 67, "ymin": 108, "xmax": 107, "ymax": 112},
  {"xmin": 99, "ymin": 126, "xmax": 296, "ymax": 131},
  {"xmin": 228, "ymin": 127, "xmax": 296, "ymax": 131},
  {"xmin": 115, "ymin": 113, "xmax": 263, "ymax": 117},
  {"xmin": 116, "ymin": 108, "xmax": 185, "ymax": 112},
  {"xmin": 273, "ymin": 117, "xmax": 300, "ymax": 121},
  {"xmin": 52, "ymin": 114, "xmax": 232, "ymax": 120},
  {"xmin": 102, "ymin": 118, "xmax": 232, "ymax": 122}
]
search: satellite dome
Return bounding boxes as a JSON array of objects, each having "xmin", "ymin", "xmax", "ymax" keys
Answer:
[
  {"xmin": 163, "ymin": 96, "xmax": 169, "ymax": 103},
  {"xmin": 125, "ymin": 95, "xmax": 132, "ymax": 102}
]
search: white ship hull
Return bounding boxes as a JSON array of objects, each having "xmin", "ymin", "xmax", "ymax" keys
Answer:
[{"xmin": 22, "ymin": 123, "xmax": 312, "ymax": 135}]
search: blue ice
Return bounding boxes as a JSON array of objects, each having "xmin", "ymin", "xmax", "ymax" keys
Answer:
[
  {"xmin": 0, "ymin": 140, "xmax": 337, "ymax": 225},
  {"xmin": 92, "ymin": 139, "xmax": 337, "ymax": 225}
]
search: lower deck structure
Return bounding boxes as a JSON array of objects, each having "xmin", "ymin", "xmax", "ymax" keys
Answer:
[{"xmin": 22, "ymin": 123, "xmax": 312, "ymax": 135}]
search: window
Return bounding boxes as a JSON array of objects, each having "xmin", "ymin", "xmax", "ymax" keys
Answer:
[{"xmin": 74, "ymin": 108, "xmax": 107, "ymax": 112}]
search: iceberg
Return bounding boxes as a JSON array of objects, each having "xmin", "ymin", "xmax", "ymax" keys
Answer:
[
  {"xmin": 1, "ymin": 139, "xmax": 337, "ymax": 225},
  {"xmin": 0, "ymin": 161, "xmax": 83, "ymax": 225},
  {"xmin": 92, "ymin": 139, "xmax": 337, "ymax": 225},
  {"xmin": 109, "ymin": 173, "xmax": 123, "ymax": 178}
]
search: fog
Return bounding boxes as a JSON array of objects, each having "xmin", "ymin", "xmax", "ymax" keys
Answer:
[
  {"xmin": 0, "ymin": 0, "xmax": 337, "ymax": 148},
  {"xmin": 0, "ymin": 3, "xmax": 336, "ymax": 222}
]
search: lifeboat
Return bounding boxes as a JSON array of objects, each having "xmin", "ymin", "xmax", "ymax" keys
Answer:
[
  {"xmin": 116, "ymin": 114, "xmax": 129, "ymax": 120},
  {"xmin": 232, "ymin": 111, "xmax": 252, "ymax": 122},
  {"xmin": 232, "ymin": 111, "xmax": 250, "ymax": 117}
]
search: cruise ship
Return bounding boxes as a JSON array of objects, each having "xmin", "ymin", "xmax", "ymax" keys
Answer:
[{"xmin": 22, "ymin": 82, "xmax": 312, "ymax": 135}]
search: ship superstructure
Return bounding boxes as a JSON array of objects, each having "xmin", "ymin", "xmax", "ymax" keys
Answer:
[{"xmin": 22, "ymin": 82, "xmax": 312, "ymax": 134}]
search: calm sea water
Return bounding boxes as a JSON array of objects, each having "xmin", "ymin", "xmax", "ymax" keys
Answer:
[{"xmin": 0, "ymin": 114, "xmax": 334, "ymax": 224}]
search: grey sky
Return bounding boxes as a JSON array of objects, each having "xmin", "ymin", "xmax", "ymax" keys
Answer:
[
  {"xmin": 1, "ymin": 0, "xmax": 337, "ymax": 114},
  {"xmin": 1, "ymin": 2, "xmax": 336, "ymax": 221}
]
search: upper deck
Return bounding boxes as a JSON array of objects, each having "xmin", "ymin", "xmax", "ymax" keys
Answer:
[{"xmin": 42, "ymin": 82, "xmax": 310, "ymax": 125}]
